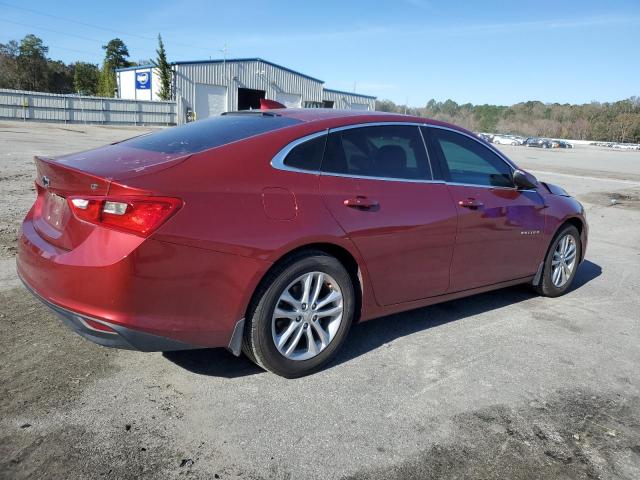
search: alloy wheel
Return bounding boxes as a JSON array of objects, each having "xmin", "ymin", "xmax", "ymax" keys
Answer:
[
  {"xmin": 551, "ymin": 234, "xmax": 577, "ymax": 287},
  {"xmin": 271, "ymin": 272, "xmax": 344, "ymax": 361}
]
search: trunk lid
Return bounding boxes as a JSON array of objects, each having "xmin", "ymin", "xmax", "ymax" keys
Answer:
[
  {"xmin": 54, "ymin": 142, "xmax": 190, "ymax": 180},
  {"xmin": 33, "ymin": 156, "xmax": 112, "ymax": 250},
  {"xmin": 32, "ymin": 146, "xmax": 184, "ymax": 250}
]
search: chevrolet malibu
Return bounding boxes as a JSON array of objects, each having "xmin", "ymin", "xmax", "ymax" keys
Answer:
[{"xmin": 17, "ymin": 109, "xmax": 587, "ymax": 377}]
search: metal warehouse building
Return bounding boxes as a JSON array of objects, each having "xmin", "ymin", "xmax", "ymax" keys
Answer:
[{"xmin": 116, "ymin": 58, "xmax": 376, "ymax": 124}]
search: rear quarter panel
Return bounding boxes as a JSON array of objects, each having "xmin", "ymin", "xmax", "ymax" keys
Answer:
[{"xmin": 121, "ymin": 123, "xmax": 379, "ymax": 323}]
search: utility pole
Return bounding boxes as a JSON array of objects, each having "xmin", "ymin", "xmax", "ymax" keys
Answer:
[{"xmin": 220, "ymin": 42, "xmax": 228, "ymax": 79}]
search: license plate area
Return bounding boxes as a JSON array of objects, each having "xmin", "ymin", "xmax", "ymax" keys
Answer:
[{"xmin": 42, "ymin": 191, "xmax": 70, "ymax": 231}]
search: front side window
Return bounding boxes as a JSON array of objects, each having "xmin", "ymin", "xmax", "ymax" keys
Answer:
[
  {"xmin": 322, "ymin": 125, "xmax": 431, "ymax": 180},
  {"xmin": 428, "ymin": 128, "xmax": 514, "ymax": 187}
]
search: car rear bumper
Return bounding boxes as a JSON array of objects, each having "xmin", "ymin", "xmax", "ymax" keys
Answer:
[
  {"xmin": 20, "ymin": 274, "xmax": 197, "ymax": 351},
  {"xmin": 17, "ymin": 210, "xmax": 270, "ymax": 351}
]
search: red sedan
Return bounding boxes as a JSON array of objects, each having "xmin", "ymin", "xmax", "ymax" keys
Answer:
[{"xmin": 17, "ymin": 109, "xmax": 588, "ymax": 377}]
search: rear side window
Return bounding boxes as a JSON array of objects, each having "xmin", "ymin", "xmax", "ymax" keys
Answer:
[
  {"xmin": 429, "ymin": 128, "xmax": 514, "ymax": 187},
  {"xmin": 122, "ymin": 114, "xmax": 302, "ymax": 154},
  {"xmin": 322, "ymin": 125, "xmax": 431, "ymax": 180},
  {"xmin": 283, "ymin": 135, "xmax": 326, "ymax": 171}
]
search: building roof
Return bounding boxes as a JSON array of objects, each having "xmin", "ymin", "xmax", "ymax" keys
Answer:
[
  {"xmin": 116, "ymin": 58, "xmax": 376, "ymax": 100},
  {"xmin": 115, "ymin": 64, "xmax": 154, "ymax": 72},
  {"xmin": 323, "ymin": 88, "xmax": 377, "ymax": 100},
  {"xmin": 171, "ymin": 58, "xmax": 324, "ymax": 83}
]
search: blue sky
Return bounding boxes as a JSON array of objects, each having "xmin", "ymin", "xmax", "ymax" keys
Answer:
[{"xmin": 1, "ymin": 0, "xmax": 638, "ymax": 106}]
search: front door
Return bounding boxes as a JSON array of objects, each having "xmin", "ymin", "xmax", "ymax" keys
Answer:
[
  {"xmin": 319, "ymin": 124, "xmax": 458, "ymax": 306},
  {"xmin": 424, "ymin": 126, "xmax": 546, "ymax": 292}
]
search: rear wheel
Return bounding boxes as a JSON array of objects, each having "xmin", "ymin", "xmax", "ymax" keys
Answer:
[
  {"xmin": 242, "ymin": 251, "xmax": 355, "ymax": 378},
  {"xmin": 534, "ymin": 225, "xmax": 581, "ymax": 297}
]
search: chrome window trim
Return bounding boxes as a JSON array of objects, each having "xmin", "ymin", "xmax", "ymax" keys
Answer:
[
  {"xmin": 270, "ymin": 121, "xmax": 527, "ymax": 189},
  {"xmin": 270, "ymin": 130, "xmax": 328, "ymax": 174},
  {"xmin": 329, "ymin": 121, "xmax": 427, "ymax": 133},
  {"xmin": 446, "ymin": 181, "xmax": 536, "ymax": 192},
  {"xmin": 319, "ymin": 172, "xmax": 445, "ymax": 185}
]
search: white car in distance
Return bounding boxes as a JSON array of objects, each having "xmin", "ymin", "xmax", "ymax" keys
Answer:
[{"xmin": 493, "ymin": 135, "xmax": 522, "ymax": 146}]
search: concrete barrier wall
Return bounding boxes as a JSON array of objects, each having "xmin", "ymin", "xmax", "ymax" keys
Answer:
[{"xmin": 0, "ymin": 89, "xmax": 176, "ymax": 126}]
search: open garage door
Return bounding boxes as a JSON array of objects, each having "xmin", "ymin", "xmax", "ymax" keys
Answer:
[
  {"xmin": 238, "ymin": 88, "xmax": 265, "ymax": 110},
  {"xmin": 195, "ymin": 84, "xmax": 228, "ymax": 120},
  {"xmin": 275, "ymin": 92, "xmax": 302, "ymax": 108}
]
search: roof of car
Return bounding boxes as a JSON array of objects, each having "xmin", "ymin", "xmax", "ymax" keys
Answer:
[
  {"xmin": 255, "ymin": 108, "xmax": 470, "ymax": 133},
  {"xmin": 257, "ymin": 108, "xmax": 435, "ymax": 124},
  {"xmin": 220, "ymin": 109, "xmax": 475, "ymax": 139}
]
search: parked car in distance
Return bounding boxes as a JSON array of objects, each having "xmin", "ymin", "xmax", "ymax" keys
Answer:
[
  {"xmin": 524, "ymin": 137, "xmax": 553, "ymax": 148},
  {"xmin": 492, "ymin": 135, "xmax": 521, "ymax": 146},
  {"xmin": 17, "ymin": 109, "xmax": 588, "ymax": 377},
  {"xmin": 476, "ymin": 132, "xmax": 493, "ymax": 143},
  {"xmin": 557, "ymin": 140, "xmax": 574, "ymax": 149}
]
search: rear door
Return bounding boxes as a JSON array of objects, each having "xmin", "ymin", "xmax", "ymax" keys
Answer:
[
  {"xmin": 319, "ymin": 124, "xmax": 457, "ymax": 306},
  {"xmin": 424, "ymin": 126, "xmax": 546, "ymax": 292}
]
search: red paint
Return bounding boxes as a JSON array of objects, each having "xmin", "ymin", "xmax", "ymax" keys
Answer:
[
  {"xmin": 260, "ymin": 98, "xmax": 286, "ymax": 110},
  {"xmin": 446, "ymin": 185, "xmax": 546, "ymax": 291},
  {"xmin": 319, "ymin": 174, "xmax": 457, "ymax": 305},
  {"xmin": 262, "ymin": 187, "xmax": 297, "ymax": 220},
  {"xmin": 17, "ymin": 110, "xmax": 587, "ymax": 350}
]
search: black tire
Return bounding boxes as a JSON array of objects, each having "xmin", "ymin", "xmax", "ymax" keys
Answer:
[
  {"xmin": 534, "ymin": 224, "xmax": 581, "ymax": 297},
  {"xmin": 242, "ymin": 251, "xmax": 355, "ymax": 378}
]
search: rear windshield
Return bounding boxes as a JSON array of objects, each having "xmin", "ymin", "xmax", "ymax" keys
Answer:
[{"xmin": 121, "ymin": 114, "xmax": 302, "ymax": 154}]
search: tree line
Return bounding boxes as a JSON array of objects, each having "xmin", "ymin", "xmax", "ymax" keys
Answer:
[
  {"xmin": 376, "ymin": 97, "xmax": 640, "ymax": 143},
  {"xmin": 0, "ymin": 34, "xmax": 171, "ymax": 100},
  {"xmin": 1, "ymin": 33, "xmax": 638, "ymax": 143}
]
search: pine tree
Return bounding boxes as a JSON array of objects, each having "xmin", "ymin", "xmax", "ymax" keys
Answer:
[
  {"xmin": 97, "ymin": 38, "xmax": 130, "ymax": 97},
  {"xmin": 154, "ymin": 34, "xmax": 172, "ymax": 100}
]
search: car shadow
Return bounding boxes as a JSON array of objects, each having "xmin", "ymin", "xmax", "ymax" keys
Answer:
[
  {"xmin": 163, "ymin": 348, "xmax": 264, "ymax": 378},
  {"xmin": 163, "ymin": 259, "xmax": 601, "ymax": 378},
  {"xmin": 330, "ymin": 259, "xmax": 602, "ymax": 369}
]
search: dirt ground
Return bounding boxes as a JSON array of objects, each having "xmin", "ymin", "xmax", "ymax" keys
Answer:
[{"xmin": 1, "ymin": 121, "xmax": 640, "ymax": 479}]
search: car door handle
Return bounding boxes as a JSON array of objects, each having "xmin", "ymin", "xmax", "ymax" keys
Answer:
[
  {"xmin": 343, "ymin": 196, "xmax": 379, "ymax": 210},
  {"xmin": 458, "ymin": 198, "xmax": 484, "ymax": 209}
]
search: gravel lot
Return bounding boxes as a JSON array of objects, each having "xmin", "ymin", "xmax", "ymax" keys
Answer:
[{"xmin": 1, "ymin": 121, "xmax": 639, "ymax": 479}]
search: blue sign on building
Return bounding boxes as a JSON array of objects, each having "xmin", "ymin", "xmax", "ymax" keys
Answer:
[{"xmin": 135, "ymin": 71, "xmax": 151, "ymax": 90}]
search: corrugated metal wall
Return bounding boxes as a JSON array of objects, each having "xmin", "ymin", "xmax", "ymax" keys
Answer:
[
  {"xmin": 174, "ymin": 60, "xmax": 324, "ymax": 123},
  {"xmin": 322, "ymin": 89, "xmax": 376, "ymax": 110},
  {"xmin": 0, "ymin": 89, "xmax": 176, "ymax": 125}
]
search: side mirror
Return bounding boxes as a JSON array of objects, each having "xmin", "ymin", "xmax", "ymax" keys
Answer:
[{"xmin": 513, "ymin": 169, "xmax": 538, "ymax": 190}]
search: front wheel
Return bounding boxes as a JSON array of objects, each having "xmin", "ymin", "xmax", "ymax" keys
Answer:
[
  {"xmin": 534, "ymin": 225, "xmax": 581, "ymax": 297},
  {"xmin": 242, "ymin": 251, "xmax": 355, "ymax": 378}
]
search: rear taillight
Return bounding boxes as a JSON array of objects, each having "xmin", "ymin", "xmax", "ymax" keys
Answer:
[{"xmin": 67, "ymin": 196, "xmax": 182, "ymax": 237}]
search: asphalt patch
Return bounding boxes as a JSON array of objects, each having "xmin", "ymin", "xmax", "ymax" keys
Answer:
[{"xmin": 344, "ymin": 389, "xmax": 640, "ymax": 480}]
